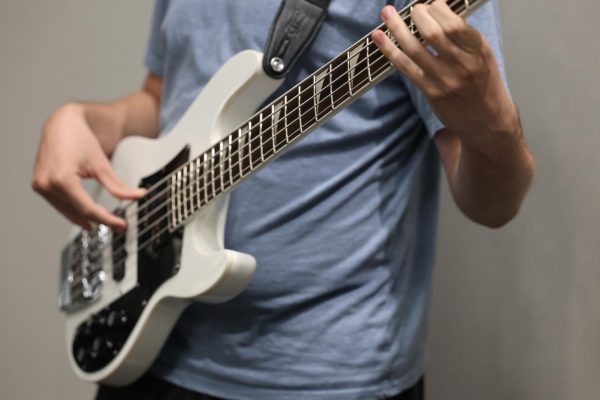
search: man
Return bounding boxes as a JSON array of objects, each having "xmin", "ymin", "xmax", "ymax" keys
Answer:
[{"xmin": 32, "ymin": 0, "xmax": 535, "ymax": 399}]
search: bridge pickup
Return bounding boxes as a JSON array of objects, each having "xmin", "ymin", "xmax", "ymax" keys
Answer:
[
  {"xmin": 59, "ymin": 225, "xmax": 111, "ymax": 313},
  {"xmin": 112, "ymin": 208, "xmax": 127, "ymax": 282}
]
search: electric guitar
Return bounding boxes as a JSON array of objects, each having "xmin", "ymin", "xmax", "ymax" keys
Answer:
[{"xmin": 58, "ymin": 0, "xmax": 486, "ymax": 385}]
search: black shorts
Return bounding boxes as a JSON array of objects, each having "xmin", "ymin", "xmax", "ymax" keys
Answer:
[{"xmin": 96, "ymin": 373, "xmax": 424, "ymax": 400}]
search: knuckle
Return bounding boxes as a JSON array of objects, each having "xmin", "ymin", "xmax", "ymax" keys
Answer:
[
  {"xmin": 462, "ymin": 66, "xmax": 478, "ymax": 81},
  {"xmin": 81, "ymin": 207, "xmax": 96, "ymax": 219},
  {"xmin": 423, "ymin": 28, "xmax": 443, "ymax": 44},
  {"xmin": 31, "ymin": 176, "xmax": 50, "ymax": 193},
  {"xmin": 444, "ymin": 79, "xmax": 463, "ymax": 95},
  {"xmin": 445, "ymin": 20, "xmax": 466, "ymax": 37},
  {"xmin": 427, "ymin": 88, "xmax": 445, "ymax": 103},
  {"xmin": 49, "ymin": 172, "xmax": 71, "ymax": 191},
  {"xmin": 402, "ymin": 43, "xmax": 419, "ymax": 58},
  {"xmin": 432, "ymin": 0, "xmax": 445, "ymax": 9},
  {"xmin": 412, "ymin": 4, "xmax": 426, "ymax": 15},
  {"xmin": 461, "ymin": 59, "xmax": 484, "ymax": 80}
]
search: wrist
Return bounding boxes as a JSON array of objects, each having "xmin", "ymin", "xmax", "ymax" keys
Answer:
[{"xmin": 461, "ymin": 99, "xmax": 523, "ymax": 156}]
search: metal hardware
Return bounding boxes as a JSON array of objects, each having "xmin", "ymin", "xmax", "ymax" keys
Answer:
[
  {"xmin": 270, "ymin": 57, "xmax": 285, "ymax": 73},
  {"xmin": 59, "ymin": 225, "xmax": 112, "ymax": 312}
]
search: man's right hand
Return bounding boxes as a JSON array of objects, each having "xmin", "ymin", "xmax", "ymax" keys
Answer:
[
  {"xmin": 32, "ymin": 103, "xmax": 146, "ymax": 231},
  {"xmin": 32, "ymin": 73, "xmax": 162, "ymax": 231}
]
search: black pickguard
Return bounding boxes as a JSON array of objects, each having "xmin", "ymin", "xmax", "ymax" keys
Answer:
[{"xmin": 72, "ymin": 146, "xmax": 190, "ymax": 373}]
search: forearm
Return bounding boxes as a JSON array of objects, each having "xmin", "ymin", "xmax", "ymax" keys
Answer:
[
  {"xmin": 373, "ymin": 1, "xmax": 536, "ymax": 227},
  {"xmin": 32, "ymin": 74, "xmax": 162, "ymax": 229},
  {"xmin": 66, "ymin": 73, "xmax": 162, "ymax": 155},
  {"xmin": 441, "ymin": 121, "xmax": 535, "ymax": 228}
]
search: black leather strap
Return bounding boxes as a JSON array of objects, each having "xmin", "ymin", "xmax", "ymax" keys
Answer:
[{"xmin": 263, "ymin": 0, "xmax": 331, "ymax": 78}]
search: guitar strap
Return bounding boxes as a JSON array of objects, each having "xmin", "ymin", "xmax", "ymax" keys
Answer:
[{"xmin": 262, "ymin": 0, "xmax": 331, "ymax": 78}]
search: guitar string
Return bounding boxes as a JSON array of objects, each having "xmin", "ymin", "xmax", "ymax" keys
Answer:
[
  {"xmin": 76, "ymin": 0, "xmax": 471, "ymax": 269},
  {"xmin": 73, "ymin": 0, "xmax": 472, "ymax": 275},
  {"xmin": 97, "ymin": 1, "xmax": 473, "ymax": 269},
  {"xmin": 72, "ymin": 0, "xmax": 471, "ymax": 272},
  {"xmin": 120, "ymin": 0, "xmax": 468, "ymax": 231},
  {"xmin": 71, "ymin": 0, "xmax": 446, "ymax": 263},
  {"xmin": 119, "ymin": 0, "xmax": 466, "ymax": 229},
  {"xmin": 108, "ymin": 0, "xmax": 446, "ymax": 221}
]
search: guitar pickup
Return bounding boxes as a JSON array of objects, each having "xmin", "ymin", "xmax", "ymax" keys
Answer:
[{"xmin": 112, "ymin": 208, "xmax": 127, "ymax": 282}]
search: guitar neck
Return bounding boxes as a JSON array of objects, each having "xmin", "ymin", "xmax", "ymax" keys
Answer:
[{"xmin": 166, "ymin": 0, "xmax": 485, "ymax": 231}]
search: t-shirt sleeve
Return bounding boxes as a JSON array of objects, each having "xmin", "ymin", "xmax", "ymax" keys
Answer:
[
  {"xmin": 398, "ymin": 0, "xmax": 509, "ymax": 138},
  {"xmin": 144, "ymin": 0, "xmax": 170, "ymax": 77}
]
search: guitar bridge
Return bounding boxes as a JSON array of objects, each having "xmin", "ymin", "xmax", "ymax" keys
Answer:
[{"xmin": 59, "ymin": 224, "xmax": 111, "ymax": 312}]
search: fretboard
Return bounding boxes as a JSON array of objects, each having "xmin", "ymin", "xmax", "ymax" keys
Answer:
[{"xmin": 166, "ymin": 0, "xmax": 485, "ymax": 230}]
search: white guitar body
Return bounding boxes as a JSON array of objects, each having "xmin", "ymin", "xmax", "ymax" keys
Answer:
[{"xmin": 62, "ymin": 50, "xmax": 283, "ymax": 385}]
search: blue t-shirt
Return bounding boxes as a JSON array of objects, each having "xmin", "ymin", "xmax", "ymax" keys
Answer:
[{"xmin": 145, "ymin": 1, "xmax": 506, "ymax": 399}]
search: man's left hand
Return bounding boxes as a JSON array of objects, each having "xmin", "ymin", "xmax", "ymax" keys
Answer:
[{"xmin": 372, "ymin": 0, "xmax": 519, "ymax": 147}]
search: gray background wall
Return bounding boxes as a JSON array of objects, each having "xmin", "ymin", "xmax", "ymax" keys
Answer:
[{"xmin": 0, "ymin": 1, "xmax": 597, "ymax": 399}]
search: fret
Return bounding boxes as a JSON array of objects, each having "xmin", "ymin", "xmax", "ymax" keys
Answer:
[
  {"xmin": 179, "ymin": 169, "xmax": 186, "ymax": 224},
  {"xmin": 300, "ymin": 78, "xmax": 316, "ymax": 133},
  {"xmin": 367, "ymin": 39, "xmax": 389, "ymax": 83},
  {"xmin": 271, "ymin": 104, "xmax": 278, "ymax": 152},
  {"xmin": 188, "ymin": 162, "xmax": 195, "ymax": 213},
  {"xmin": 194, "ymin": 158, "xmax": 201, "ymax": 209},
  {"xmin": 210, "ymin": 146, "xmax": 217, "ymax": 202},
  {"xmin": 183, "ymin": 165, "xmax": 190, "ymax": 218},
  {"xmin": 189, "ymin": 163, "xmax": 195, "ymax": 215},
  {"xmin": 330, "ymin": 54, "xmax": 350, "ymax": 109},
  {"xmin": 257, "ymin": 116, "xmax": 265, "ymax": 162},
  {"xmin": 366, "ymin": 40, "xmax": 372, "ymax": 82},
  {"xmin": 260, "ymin": 110, "xmax": 274, "ymax": 160},
  {"xmin": 187, "ymin": 165, "xmax": 193, "ymax": 216},
  {"xmin": 315, "ymin": 69, "xmax": 331, "ymax": 121},
  {"xmin": 174, "ymin": 169, "xmax": 181, "ymax": 225},
  {"xmin": 249, "ymin": 115, "xmax": 262, "ymax": 170},
  {"xmin": 297, "ymin": 86, "xmax": 303, "ymax": 132},
  {"xmin": 218, "ymin": 140, "xmax": 226, "ymax": 194},
  {"xmin": 346, "ymin": 50, "xmax": 353, "ymax": 96},
  {"xmin": 227, "ymin": 134, "xmax": 234, "ymax": 186},
  {"xmin": 231, "ymin": 128, "xmax": 241, "ymax": 181},
  {"xmin": 329, "ymin": 63, "xmax": 335, "ymax": 111},
  {"xmin": 183, "ymin": 165, "xmax": 189, "ymax": 217},
  {"xmin": 272, "ymin": 100, "xmax": 287, "ymax": 152},
  {"xmin": 287, "ymin": 88, "xmax": 300, "ymax": 143},
  {"xmin": 202, "ymin": 151, "xmax": 210, "ymax": 204},
  {"xmin": 313, "ymin": 74, "xmax": 319, "ymax": 122},
  {"xmin": 283, "ymin": 95, "xmax": 290, "ymax": 144},
  {"xmin": 350, "ymin": 39, "xmax": 369, "ymax": 94},
  {"xmin": 246, "ymin": 122, "xmax": 254, "ymax": 172},
  {"xmin": 170, "ymin": 174, "xmax": 177, "ymax": 228},
  {"xmin": 238, "ymin": 124, "xmax": 250, "ymax": 177},
  {"xmin": 246, "ymin": 120, "xmax": 254, "ymax": 172}
]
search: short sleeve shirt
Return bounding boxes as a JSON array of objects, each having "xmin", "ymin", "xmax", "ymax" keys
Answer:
[{"xmin": 145, "ymin": 1, "xmax": 507, "ymax": 399}]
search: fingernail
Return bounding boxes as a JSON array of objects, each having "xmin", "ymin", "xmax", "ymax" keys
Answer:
[
  {"xmin": 383, "ymin": 6, "xmax": 396, "ymax": 20},
  {"xmin": 372, "ymin": 31, "xmax": 383, "ymax": 45}
]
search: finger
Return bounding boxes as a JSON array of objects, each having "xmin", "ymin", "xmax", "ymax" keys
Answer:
[
  {"xmin": 33, "ymin": 174, "xmax": 93, "ymax": 229},
  {"xmin": 410, "ymin": 2, "xmax": 461, "ymax": 59},
  {"xmin": 94, "ymin": 161, "xmax": 146, "ymax": 200},
  {"xmin": 372, "ymin": 30, "xmax": 426, "ymax": 88},
  {"xmin": 46, "ymin": 191, "xmax": 93, "ymax": 230},
  {"xmin": 381, "ymin": 5, "xmax": 440, "ymax": 76},
  {"xmin": 428, "ymin": 0, "xmax": 482, "ymax": 53},
  {"xmin": 60, "ymin": 178, "xmax": 128, "ymax": 230}
]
